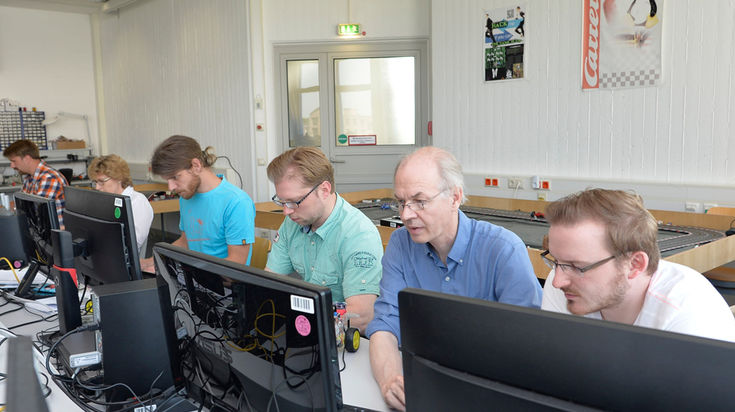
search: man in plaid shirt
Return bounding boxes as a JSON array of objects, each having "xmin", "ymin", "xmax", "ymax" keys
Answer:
[{"xmin": 3, "ymin": 140, "xmax": 67, "ymax": 227}]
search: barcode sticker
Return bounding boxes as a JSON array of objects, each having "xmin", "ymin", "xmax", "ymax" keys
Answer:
[
  {"xmin": 290, "ymin": 295, "xmax": 315, "ymax": 314},
  {"xmin": 114, "ymin": 197, "xmax": 123, "ymax": 207}
]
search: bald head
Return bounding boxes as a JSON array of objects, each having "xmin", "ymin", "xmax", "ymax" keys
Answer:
[{"xmin": 395, "ymin": 147, "xmax": 467, "ymax": 204}]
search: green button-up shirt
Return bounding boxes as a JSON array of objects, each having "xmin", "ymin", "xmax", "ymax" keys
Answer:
[{"xmin": 266, "ymin": 195, "xmax": 383, "ymax": 302}]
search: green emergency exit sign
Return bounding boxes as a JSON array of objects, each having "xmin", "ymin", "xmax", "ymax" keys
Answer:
[{"xmin": 338, "ymin": 24, "xmax": 361, "ymax": 36}]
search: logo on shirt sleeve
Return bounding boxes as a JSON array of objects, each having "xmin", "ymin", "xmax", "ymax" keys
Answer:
[{"xmin": 352, "ymin": 251, "xmax": 377, "ymax": 269}]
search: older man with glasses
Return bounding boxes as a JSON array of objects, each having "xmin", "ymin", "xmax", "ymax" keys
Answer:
[
  {"xmin": 265, "ymin": 147, "xmax": 383, "ymax": 334},
  {"xmin": 541, "ymin": 188, "xmax": 735, "ymax": 342},
  {"xmin": 367, "ymin": 146, "xmax": 542, "ymax": 411}
]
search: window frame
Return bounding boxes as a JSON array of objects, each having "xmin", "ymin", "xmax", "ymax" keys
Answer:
[{"xmin": 275, "ymin": 39, "xmax": 431, "ymax": 157}]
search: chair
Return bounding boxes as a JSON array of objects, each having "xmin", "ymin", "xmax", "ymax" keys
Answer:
[
  {"xmin": 59, "ymin": 168, "xmax": 74, "ymax": 183},
  {"xmin": 250, "ymin": 237, "xmax": 272, "ymax": 270}
]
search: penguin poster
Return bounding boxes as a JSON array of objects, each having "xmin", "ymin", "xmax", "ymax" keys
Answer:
[
  {"xmin": 582, "ymin": 0, "xmax": 663, "ymax": 90},
  {"xmin": 483, "ymin": 5, "xmax": 526, "ymax": 82}
]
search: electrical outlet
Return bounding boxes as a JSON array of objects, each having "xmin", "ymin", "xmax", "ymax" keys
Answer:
[
  {"xmin": 484, "ymin": 177, "xmax": 499, "ymax": 187},
  {"xmin": 685, "ymin": 202, "xmax": 700, "ymax": 213},
  {"xmin": 508, "ymin": 177, "xmax": 523, "ymax": 189},
  {"xmin": 537, "ymin": 192, "xmax": 547, "ymax": 201}
]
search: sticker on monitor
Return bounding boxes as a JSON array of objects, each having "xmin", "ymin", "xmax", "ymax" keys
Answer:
[{"xmin": 290, "ymin": 294, "xmax": 315, "ymax": 314}]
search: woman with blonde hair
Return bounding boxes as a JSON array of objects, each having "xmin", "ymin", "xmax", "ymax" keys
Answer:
[{"xmin": 87, "ymin": 154, "xmax": 154, "ymax": 254}]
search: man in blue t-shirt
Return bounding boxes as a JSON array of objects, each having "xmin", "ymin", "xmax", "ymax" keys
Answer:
[
  {"xmin": 140, "ymin": 135, "xmax": 255, "ymax": 272},
  {"xmin": 366, "ymin": 147, "xmax": 542, "ymax": 411}
]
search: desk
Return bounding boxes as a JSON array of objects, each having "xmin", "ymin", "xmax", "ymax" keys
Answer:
[
  {"xmin": 256, "ymin": 189, "xmax": 735, "ymax": 280},
  {"xmin": 341, "ymin": 338, "xmax": 390, "ymax": 411},
  {"xmin": 0, "ymin": 321, "xmax": 83, "ymax": 411},
  {"xmin": 0, "ymin": 279, "xmax": 389, "ymax": 411}
]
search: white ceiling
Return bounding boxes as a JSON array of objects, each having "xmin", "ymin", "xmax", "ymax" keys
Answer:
[{"xmin": 0, "ymin": 0, "xmax": 136, "ymax": 14}]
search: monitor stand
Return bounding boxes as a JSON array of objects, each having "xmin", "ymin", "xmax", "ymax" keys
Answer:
[
  {"xmin": 15, "ymin": 259, "xmax": 44, "ymax": 299},
  {"xmin": 50, "ymin": 230, "xmax": 82, "ymax": 334}
]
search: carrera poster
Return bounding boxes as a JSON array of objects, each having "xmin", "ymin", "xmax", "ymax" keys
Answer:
[
  {"xmin": 484, "ymin": 5, "xmax": 526, "ymax": 82},
  {"xmin": 582, "ymin": 0, "xmax": 663, "ymax": 90}
]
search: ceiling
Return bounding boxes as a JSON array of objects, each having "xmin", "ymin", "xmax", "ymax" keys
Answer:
[{"xmin": 0, "ymin": 0, "xmax": 136, "ymax": 14}]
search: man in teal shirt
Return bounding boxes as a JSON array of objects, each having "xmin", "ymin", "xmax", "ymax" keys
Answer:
[{"xmin": 265, "ymin": 147, "xmax": 383, "ymax": 333}]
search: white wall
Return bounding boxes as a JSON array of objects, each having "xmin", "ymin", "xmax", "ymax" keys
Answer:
[
  {"xmin": 97, "ymin": 0, "xmax": 256, "ymax": 193},
  {"xmin": 0, "ymin": 6, "xmax": 97, "ymax": 153},
  {"xmin": 7, "ymin": 1, "xmax": 735, "ymax": 211},
  {"xmin": 253, "ymin": 0, "xmax": 430, "ymax": 200},
  {"xmin": 431, "ymin": 0, "xmax": 735, "ymax": 211}
]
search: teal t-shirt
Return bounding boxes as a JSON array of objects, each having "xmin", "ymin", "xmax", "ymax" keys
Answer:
[
  {"xmin": 266, "ymin": 195, "xmax": 383, "ymax": 302},
  {"xmin": 179, "ymin": 177, "xmax": 256, "ymax": 264}
]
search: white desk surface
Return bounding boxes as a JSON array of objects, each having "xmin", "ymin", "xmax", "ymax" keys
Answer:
[
  {"xmin": 0, "ymin": 326, "xmax": 83, "ymax": 411},
  {"xmin": 341, "ymin": 338, "xmax": 391, "ymax": 411}
]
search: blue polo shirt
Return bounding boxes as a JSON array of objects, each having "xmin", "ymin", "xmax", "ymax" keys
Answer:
[{"xmin": 366, "ymin": 210, "xmax": 542, "ymax": 344}]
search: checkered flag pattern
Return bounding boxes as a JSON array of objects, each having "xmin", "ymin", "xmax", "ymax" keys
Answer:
[{"xmin": 599, "ymin": 68, "xmax": 661, "ymax": 89}]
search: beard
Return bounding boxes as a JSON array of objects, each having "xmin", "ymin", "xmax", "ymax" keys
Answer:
[
  {"xmin": 565, "ymin": 269, "xmax": 630, "ymax": 315},
  {"xmin": 597, "ymin": 270, "xmax": 630, "ymax": 311},
  {"xmin": 177, "ymin": 174, "xmax": 201, "ymax": 199}
]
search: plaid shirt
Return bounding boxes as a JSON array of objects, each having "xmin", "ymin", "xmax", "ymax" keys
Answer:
[{"xmin": 22, "ymin": 160, "xmax": 67, "ymax": 227}]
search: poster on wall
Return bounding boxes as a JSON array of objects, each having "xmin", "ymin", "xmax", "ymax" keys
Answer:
[
  {"xmin": 483, "ymin": 4, "xmax": 526, "ymax": 82},
  {"xmin": 582, "ymin": 0, "xmax": 663, "ymax": 90}
]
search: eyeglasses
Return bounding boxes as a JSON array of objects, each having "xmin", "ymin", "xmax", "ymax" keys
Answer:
[
  {"xmin": 540, "ymin": 250, "xmax": 616, "ymax": 277},
  {"xmin": 93, "ymin": 176, "xmax": 112, "ymax": 186},
  {"xmin": 272, "ymin": 182, "xmax": 322, "ymax": 209},
  {"xmin": 390, "ymin": 191, "xmax": 445, "ymax": 213}
]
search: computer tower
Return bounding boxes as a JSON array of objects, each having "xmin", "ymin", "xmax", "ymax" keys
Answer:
[{"xmin": 91, "ymin": 277, "xmax": 180, "ymax": 403}]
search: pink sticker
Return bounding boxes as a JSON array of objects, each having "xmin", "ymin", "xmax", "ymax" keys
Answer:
[{"xmin": 295, "ymin": 315, "xmax": 311, "ymax": 336}]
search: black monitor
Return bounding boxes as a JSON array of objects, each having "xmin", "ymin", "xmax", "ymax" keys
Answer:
[
  {"xmin": 153, "ymin": 243, "xmax": 342, "ymax": 412},
  {"xmin": 63, "ymin": 186, "xmax": 142, "ymax": 285},
  {"xmin": 399, "ymin": 288, "xmax": 735, "ymax": 411},
  {"xmin": 13, "ymin": 192, "xmax": 60, "ymax": 298}
]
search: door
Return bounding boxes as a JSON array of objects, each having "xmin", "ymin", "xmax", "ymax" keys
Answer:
[{"xmin": 276, "ymin": 40, "xmax": 430, "ymax": 192}]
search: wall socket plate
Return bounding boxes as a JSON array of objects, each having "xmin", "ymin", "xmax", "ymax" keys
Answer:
[
  {"xmin": 508, "ymin": 177, "xmax": 523, "ymax": 189},
  {"xmin": 685, "ymin": 202, "xmax": 700, "ymax": 213}
]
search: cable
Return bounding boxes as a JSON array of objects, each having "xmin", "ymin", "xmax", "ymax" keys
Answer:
[
  {"xmin": 44, "ymin": 323, "xmax": 100, "ymax": 382},
  {"xmin": 0, "ymin": 257, "xmax": 20, "ymax": 283},
  {"xmin": 216, "ymin": 155, "xmax": 244, "ymax": 189},
  {"xmin": 7, "ymin": 311, "xmax": 57, "ymax": 330},
  {"xmin": 339, "ymin": 344, "xmax": 348, "ymax": 372}
]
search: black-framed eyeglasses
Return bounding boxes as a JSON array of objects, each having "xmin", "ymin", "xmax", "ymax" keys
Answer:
[
  {"xmin": 540, "ymin": 250, "xmax": 616, "ymax": 277},
  {"xmin": 272, "ymin": 182, "xmax": 322, "ymax": 209},
  {"xmin": 390, "ymin": 191, "xmax": 445, "ymax": 213}
]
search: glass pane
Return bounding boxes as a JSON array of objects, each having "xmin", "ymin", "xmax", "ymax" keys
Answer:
[
  {"xmin": 287, "ymin": 60, "xmax": 320, "ymax": 147},
  {"xmin": 334, "ymin": 57, "xmax": 415, "ymax": 146}
]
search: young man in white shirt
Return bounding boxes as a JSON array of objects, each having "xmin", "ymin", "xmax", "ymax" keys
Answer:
[{"xmin": 541, "ymin": 188, "xmax": 735, "ymax": 342}]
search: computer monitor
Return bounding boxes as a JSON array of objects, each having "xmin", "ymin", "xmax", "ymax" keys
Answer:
[
  {"xmin": 399, "ymin": 288, "xmax": 735, "ymax": 411},
  {"xmin": 63, "ymin": 186, "xmax": 142, "ymax": 285},
  {"xmin": 153, "ymin": 243, "xmax": 342, "ymax": 412},
  {"xmin": 13, "ymin": 192, "xmax": 60, "ymax": 298}
]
